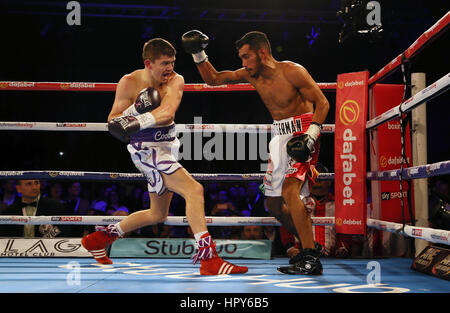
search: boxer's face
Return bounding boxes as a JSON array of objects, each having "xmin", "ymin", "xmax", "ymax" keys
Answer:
[
  {"xmin": 238, "ymin": 44, "xmax": 263, "ymax": 78},
  {"xmin": 147, "ymin": 55, "xmax": 175, "ymax": 83}
]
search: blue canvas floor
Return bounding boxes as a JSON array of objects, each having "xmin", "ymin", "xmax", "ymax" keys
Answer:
[{"xmin": 0, "ymin": 257, "xmax": 448, "ymax": 293}]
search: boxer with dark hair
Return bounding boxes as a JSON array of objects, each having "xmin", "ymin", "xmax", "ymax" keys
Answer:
[
  {"xmin": 183, "ymin": 30, "xmax": 329, "ymax": 274},
  {"xmin": 82, "ymin": 38, "xmax": 247, "ymax": 276}
]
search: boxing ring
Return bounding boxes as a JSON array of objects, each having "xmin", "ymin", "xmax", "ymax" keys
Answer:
[{"xmin": 0, "ymin": 12, "xmax": 449, "ymax": 295}]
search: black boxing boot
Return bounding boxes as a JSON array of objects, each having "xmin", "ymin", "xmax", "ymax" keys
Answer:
[
  {"xmin": 289, "ymin": 241, "xmax": 324, "ymax": 264},
  {"xmin": 278, "ymin": 248, "xmax": 323, "ymax": 275}
]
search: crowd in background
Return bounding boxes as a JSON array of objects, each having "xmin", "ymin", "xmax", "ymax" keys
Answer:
[
  {"xmin": 1, "ymin": 176, "xmax": 448, "ymax": 258},
  {"xmin": 0, "ymin": 179, "xmax": 281, "ymax": 249},
  {"xmin": 0, "ymin": 179, "xmax": 306, "ymax": 257}
]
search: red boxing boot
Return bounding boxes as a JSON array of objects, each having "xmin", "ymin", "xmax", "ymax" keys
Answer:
[
  {"xmin": 192, "ymin": 233, "xmax": 248, "ymax": 275},
  {"xmin": 81, "ymin": 225, "xmax": 120, "ymax": 264}
]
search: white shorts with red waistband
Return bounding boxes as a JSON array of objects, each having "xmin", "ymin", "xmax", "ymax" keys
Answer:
[
  {"xmin": 127, "ymin": 123, "xmax": 182, "ymax": 196},
  {"xmin": 263, "ymin": 113, "xmax": 320, "ymax": 198}
]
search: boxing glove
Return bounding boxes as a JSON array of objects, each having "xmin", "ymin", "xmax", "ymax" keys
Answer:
[
  {"xmin": 181, "ymin": 30, "xmax": 209, "ymax": 64},
  {"xmin": 122, "ymin": 87, "xmax": 161, "ymax": 117},
  {"xmin": 286, "ymin": 122, "xmax": 321, "ymax": 162},
  {"xmin": 108, "ymin": 113, "xmax": 156, "ymax": 143}
]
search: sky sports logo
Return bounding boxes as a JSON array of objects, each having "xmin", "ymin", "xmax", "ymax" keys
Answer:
[{"xmin": 381, "ymin": 191, "xmax": 408, "ymax": 201}]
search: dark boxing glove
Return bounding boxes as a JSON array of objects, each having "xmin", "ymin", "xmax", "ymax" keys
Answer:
[
  {"xmin": 181, "ymin": 30, "xmax": 209, "ymax": 64},
  {"xmin": 123, "ymin": 87, "xmax": 161, "ymax": 117},
  {"xmin": 108, "ymin": 113, "xmax": 156, "ymax": 143},
  {"xmin": 286, "ymin": 122, "xmax": 321, "ymax": 162}
]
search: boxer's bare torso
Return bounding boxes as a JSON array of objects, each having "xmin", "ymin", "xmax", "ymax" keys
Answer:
[
  {"xmin": 197, "ymin": 43, "xmax": 328, "ymax": 123},
  {"xmin": 108, "ymin": 54, "xmax": 183, "ymax": 127},
  {"xmin": 241, "ymin": 61, "xmax": 314, "ymax": 121}
]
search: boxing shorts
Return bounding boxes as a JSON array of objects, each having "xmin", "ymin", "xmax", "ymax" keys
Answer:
[
  {"xmin": 127, "ymin": 123, "xmax": 182, "ymax": 195},
  {"xmin": 263, "ymin": 112, "xmax": 320, "ymax": 197}
]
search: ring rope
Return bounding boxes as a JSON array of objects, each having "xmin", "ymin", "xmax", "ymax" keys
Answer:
[
  {"xmin": 367, "ymin": 219, "xmax": 450, "ymax": 246},
  {"xmin": 369, "ymin": 11, "xmax": 449, "ymax": 85},
  {"xmin": 1, "ymin": 160, "xmax": 449, "ymax": 182},
  {"xmin": 0, "ymin": 171, "xmax": 334, "ymax": 181},
  {"xmin": 366, "ymin": 72, "xmax": 450, "ymax": 130},
  {"xmin": 0, "ymin": 122, "xmax": 336, "ymax": 133},
  {"xmin": 0, "ymin": 215, "xmax": 334, "ymax": 227},
  {"xmin": 366, "ymin": 160, "xmax": 450, "ymax": 180},
  {"xmin": 1, "ymin": 73, "xmax": 447, "ymax": 133},
  {"xmin": 0, "ymin": 82, "xmax": 337, "ymax": 92},
  {"xmin": 1, "ymin": 215, "xmax": 448, "ymax": 246}
]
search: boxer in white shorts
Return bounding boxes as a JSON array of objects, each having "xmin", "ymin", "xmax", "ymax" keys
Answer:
[{"xmin": 183, "ymin": 30, "xmax": 329, "ymax": 274}]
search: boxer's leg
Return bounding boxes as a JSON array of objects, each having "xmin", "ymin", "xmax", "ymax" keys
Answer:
[
  {"xmin": 118, "ymin": 191, "xmax": 173, "ymax": 232},
  {"xmin": 281, "ymin": 177, "xmax": 315, "ymax": 250},
  {"xmin": 161, "ymin": 167, "xmax": 207, "ymax": 234},
  {"xmin": 81, "ymin": 191, "xmax": 173, "ymax": 265},
  {"xmin": 161, "ymin": 167, "xmax": 247, "ymax": 275},
  {"xmin": 277, "ymin": 176, "xmax": 322, "ymax": 275},
  {"xmin": 264, "ymin": 134, "xmax": 303, "ymax": 242},
  {"xmin": 265, "ymin": 196, "xmax": 301, "ymax": 240}
]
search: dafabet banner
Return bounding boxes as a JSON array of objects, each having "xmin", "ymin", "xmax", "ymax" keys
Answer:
[{"xmin": 335, "ymin": 71, "xmax": 368, "ymax": 235}]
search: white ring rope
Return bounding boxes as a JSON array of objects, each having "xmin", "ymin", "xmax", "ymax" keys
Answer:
[
  {"xmin": 2, "ymin": 215, "xmax": 448, "ymax": 245},
  {"xmin": 0, "ymin": 215, "xmax": 334, "ymax": 227},
  {"xmin": 367, "ymin": 219, "xmax": 450, "ymax": 245},
  {"xmin": 2, "ymin": 159, "xmax": 449, "ymax": 182},
  {"xmin": 0, "ymin": 122, "xmax": 336, "ymax": 133},
  {"xmin": 366, "ymin": 72, "xmax": 450, "ymax": 129}
]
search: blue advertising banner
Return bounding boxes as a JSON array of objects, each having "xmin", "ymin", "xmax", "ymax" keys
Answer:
[{"xmin": 110, "ymin": 238, "xmax": 272, "ymax": 260}]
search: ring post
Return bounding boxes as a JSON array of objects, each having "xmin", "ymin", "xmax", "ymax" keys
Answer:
[{"xmin": 411, "ymin": 72, "xmax": 429, "ymax": 256}]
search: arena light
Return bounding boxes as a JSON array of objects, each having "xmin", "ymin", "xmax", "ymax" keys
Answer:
[{"xmin": 337, "ymin": 0, "xmax": 383, "ymax": 43}]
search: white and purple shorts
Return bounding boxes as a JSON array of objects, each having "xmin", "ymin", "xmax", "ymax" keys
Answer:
[{"xmin": 127, "ymin": 123, "xmax": 182, "ymax": 196}]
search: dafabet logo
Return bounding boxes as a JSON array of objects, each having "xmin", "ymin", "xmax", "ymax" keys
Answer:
[{"xmin": 339, "ymin": 100, "xmax": 360, "ymax": 126}]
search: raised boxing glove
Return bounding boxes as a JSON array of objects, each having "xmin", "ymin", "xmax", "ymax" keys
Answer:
[{"xmin": 181, "ymin": 30, "xmax": 209, "ymax": 64}]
